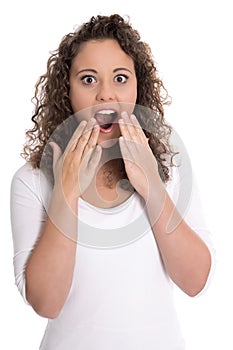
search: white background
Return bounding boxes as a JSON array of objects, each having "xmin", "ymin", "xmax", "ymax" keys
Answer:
[{"xmin": 1, "ymin": 0, "xmax": 232, "ymax": 348}]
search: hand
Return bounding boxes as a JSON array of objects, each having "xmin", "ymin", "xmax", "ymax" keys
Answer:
[
  {"xmin": 50, "ymin": 118, "xmax": 102, "ymax": 208},
  {"xmin": 119, "ymin": 112, "xmax": 163, "ymax": 201}
]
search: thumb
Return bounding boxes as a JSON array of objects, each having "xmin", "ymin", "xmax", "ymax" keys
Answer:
[{"xmin": 49, "ymin": 142, "xmax": 62, "ymax": 170}]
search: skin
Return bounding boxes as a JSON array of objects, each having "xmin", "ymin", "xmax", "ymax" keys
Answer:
[
  {"xmin": 25, "ymin": 39, "xmax": 211, "ymax": 318},
  {"xmin": 118, "ymin": 112, "xmax": 211, "ymax": 296},
  {"xmin": 69, "ymin": 39, "xmax": 137, "ymax": 148}
]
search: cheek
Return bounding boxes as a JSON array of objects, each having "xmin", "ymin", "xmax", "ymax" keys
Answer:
[
  {"xmin": 69, "ymin": 89, "xmax": 87, "ymax": 113},
  {"xmin": 119, "ymin": 89, "xmax": 137, "ymax": 104},
  {"xmin": 73, "ymin": 104, "xmax": 94, "ymax": 124},
  {"xmin": 127, "ymin": 81, "xmax": 137, "ymax": 103},
  {"xmin": 131, "ymin": 90, "xmax": 137, "ymax": 103},
  {"xmin": 125, "ymin": 84, "xmax": 137, "ymax": 109}
]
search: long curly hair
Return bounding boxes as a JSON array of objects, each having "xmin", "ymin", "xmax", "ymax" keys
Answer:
[{"xmin": 22, "ymin": 14, "xmax": 176, "ymax": 183}]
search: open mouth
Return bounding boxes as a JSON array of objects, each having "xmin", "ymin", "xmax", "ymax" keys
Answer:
[{"xmin": 94, "ymin": 109, "xmax": 118, "ymax": 132}]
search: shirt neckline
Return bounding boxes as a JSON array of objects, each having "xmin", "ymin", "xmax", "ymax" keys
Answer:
[{"xmin": 78, "ymin": 191, "xmax": 137, "ymax": 214}]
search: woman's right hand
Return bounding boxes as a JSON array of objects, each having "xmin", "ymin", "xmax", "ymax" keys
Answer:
[
  {"xmin": 50, "ymin": 118, "xmax": 102, "ymax": 209},
  {"xmin": 23, "ymin": 119, "xmax": 101, "ymax": 316}
]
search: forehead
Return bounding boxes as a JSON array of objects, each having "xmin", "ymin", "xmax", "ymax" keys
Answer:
[
  {"xmin": 72, "ymin": 39, "xmax": 134, "ymax": 68},
  {"xmin": 78, "ymin": 38, "xmax": 120, "ymax": 50}
]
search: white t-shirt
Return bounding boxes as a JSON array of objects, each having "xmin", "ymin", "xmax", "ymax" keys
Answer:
[{"xmin": 10, "ymin": 162, "xmax": 215, "ymax": 350}]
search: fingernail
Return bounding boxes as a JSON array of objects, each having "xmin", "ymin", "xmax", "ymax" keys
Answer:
[
  {"xmin": 119, "ymin": 118, "xmax": 124, "ymax": 124},
  {"xmin": 80, "ymin": 120, "xmax": 87, "ymax": 126}
]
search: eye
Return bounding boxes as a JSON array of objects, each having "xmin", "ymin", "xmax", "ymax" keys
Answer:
[
  {"xmin": 114, "ymin": 74, "xmax": 128, "ymax": 84},
  {"xmin": 81, "ymin": 75, "xmax": 97, "ymax": 85}
]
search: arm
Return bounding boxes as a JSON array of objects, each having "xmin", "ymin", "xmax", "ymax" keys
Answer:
[
  {"xmin": 24, "ymin": 194, "xmax": 78, "ymax": 319},
  {"xmin": 119, "ymin": 112, "xmax": 214, "ymax": 296},
  {"xmin": 146, "ymin": 187, "xmax": 211, "ymax": 296},
  {"xmin": 11, "ymin": 119, "xmax": 101, "ymax": 318}
]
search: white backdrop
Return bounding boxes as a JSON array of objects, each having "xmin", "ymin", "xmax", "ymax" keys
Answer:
[{"xmin": 1, "ymin": 0, "xmax": 232, "ymax": 348}]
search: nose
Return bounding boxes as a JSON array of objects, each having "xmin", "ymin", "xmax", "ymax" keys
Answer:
[{"xmin": 96, "ymin": 82, "xmax": 116, "ymax": 102}]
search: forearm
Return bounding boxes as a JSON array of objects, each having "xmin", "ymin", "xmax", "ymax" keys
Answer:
[
  {"xmin": 25, "ymin": 191, "xmax": 78, "ymax": 318},
  {"xmin": 146, "ymin": 187, "xmax": 211, "ymax": 296}
]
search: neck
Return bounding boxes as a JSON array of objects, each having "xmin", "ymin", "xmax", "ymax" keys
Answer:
[{"xmin": 80, "ymin": 142, "xmax": 134, "ymax": 208}]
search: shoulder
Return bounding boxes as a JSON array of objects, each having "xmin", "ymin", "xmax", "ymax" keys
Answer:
[
  {"xmin": 11, "ymin": 163, "xmax": 42, "ymax": 200},
  {"xmin": 12, "ymin": 162, "xmax": 39, "ymax": 179},
  {"xmin": 12, "ymin": 162, "xmax": 40, "ymax": 185}
]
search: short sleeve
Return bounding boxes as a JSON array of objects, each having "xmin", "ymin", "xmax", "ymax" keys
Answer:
[{"xmin": 10, "ymin": 163, "xmax": 47, "ymax": 303}]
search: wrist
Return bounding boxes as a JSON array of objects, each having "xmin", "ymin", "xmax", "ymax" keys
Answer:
[
  {"xmin": 47, "ymin": 188, "xmax": 78, "ymax": 241},
  {"xmin": 144, "ymin": 180, "xmax": 167, "ymax": 225}
]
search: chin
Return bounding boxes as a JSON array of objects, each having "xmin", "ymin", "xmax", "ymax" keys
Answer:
[{"xmin": 97, "ymin": 137, "xmax": 119, "ymax": 149}]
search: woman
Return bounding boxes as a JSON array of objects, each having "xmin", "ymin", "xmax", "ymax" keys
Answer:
[{"xmin": 11, "ymin": 14, "xmax": 215, "ymax": 349}]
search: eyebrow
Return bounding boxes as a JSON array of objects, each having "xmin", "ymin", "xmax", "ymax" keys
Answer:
[
  {"xmin": 76, "ymin": 67, "xmax": 133, "ymax": 76},
  {"xmin": 76, "ymin": 69, "xmax": 97, "ymax": 76},
  {"xmin": 113, "ymin": 68, "xmax": 133, "ymax": 74}
]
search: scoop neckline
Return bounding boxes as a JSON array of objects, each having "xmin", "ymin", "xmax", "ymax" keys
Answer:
[{"xmin": 78, "ymin": 191, "xmax": 137, "ymax": 214}]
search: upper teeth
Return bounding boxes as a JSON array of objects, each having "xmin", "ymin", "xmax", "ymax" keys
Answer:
[{"xmin": 96, "ymin": 109, "xmax": 115, "ymax": 115}]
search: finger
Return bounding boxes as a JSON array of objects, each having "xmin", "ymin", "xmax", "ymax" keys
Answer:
[
  {"xmin": 82, "ymin": 123, "xmax": 100, "ymax": 160},
  {"xmin": 65, "ymin": 120, "xmax": 87, "ymax": 154},
  {"xmin": 129, "ymin": 114, "xmax": 148, "ymax": 146},
  {"xmin": 119, "ymin": 136, "xmax": 134, "ymax": 168},
  {"xmin": 123, "ymin": 112, "xmax": 149, "ymax": 148},
  {"xmin": 87, "ymin": 144, "xmax": 102, "ymax": 170},
  {"xmin": 119, "ymin": 112, "xmax": 142, "ymax": 145},
  {"xmin": 123, "ymin": 112, "xmax": 139, "ymax": 141},
  {"xmin": 78, "ymin": 144, "xmax": 102, "ymax": 196},
  {"xmin": 74, "ymin": 118, "xmax": 97, "ymax": 158},
  {"xmin": 118, "ymin": 112, "xmax": 131, "ymax": 140}
]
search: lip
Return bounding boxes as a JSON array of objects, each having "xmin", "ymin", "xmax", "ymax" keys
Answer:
[{"xmin": 99, "ymin": 123, "xmax": 116, "ymax": 134}]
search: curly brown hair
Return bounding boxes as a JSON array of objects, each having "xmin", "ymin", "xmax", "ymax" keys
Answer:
[{"xmin": 22, "ymin": 14, "xmax": 176, "ymax": 183}]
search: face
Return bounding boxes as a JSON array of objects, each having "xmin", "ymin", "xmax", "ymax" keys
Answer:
[{"xmin": 69, "ymin": 39, "xmax": 137, "ymax": 147}]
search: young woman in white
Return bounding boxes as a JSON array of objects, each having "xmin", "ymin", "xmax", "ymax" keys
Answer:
[{"xmin": 11, "ymin": 14, "xmax": 215, "ymax": 349}]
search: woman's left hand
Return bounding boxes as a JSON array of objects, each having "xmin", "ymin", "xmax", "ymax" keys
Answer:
[{"xmin": 118, "ymin": 112, "xmax": 163, "ymax": 201}]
